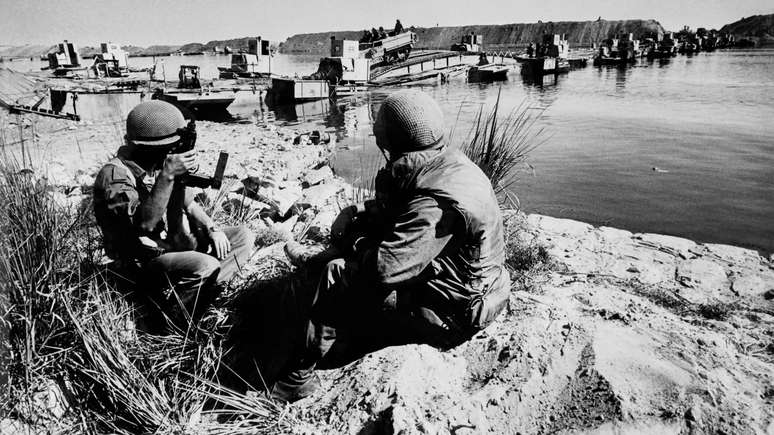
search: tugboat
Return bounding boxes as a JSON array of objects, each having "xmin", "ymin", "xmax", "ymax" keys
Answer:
[
  {"xmin": 593, "ymin": 33, "xmax": 639, "ymax": 66},
  {"xmin": 520, "ymin": 34, "xmax": 571, "ymax": 76}
]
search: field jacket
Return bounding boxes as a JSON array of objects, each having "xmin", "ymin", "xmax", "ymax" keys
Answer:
[{"xmin": 359, "ymin": 146, "xmax": 511, "ymax": 332}]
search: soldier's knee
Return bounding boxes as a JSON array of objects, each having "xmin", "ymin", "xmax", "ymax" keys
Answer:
[
  {"xmin": 231, "ymin": 225, "xmax": 255, "ymax": 249},
  {"xmin": 193, "ymin": 255, "xmax": 221, "ymax": 281}
]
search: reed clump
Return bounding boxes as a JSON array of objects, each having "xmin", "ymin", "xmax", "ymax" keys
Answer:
[
  {"xmin": 0, "ymin": 150, "xmax": 294, "ymax": 433},
  {"xmin": 460, "ymin": 88, "xmax": 547, "ymax": 199},
  {"xmin": 458, "ymin": 92, "xmax": 551, "ymax": 289}
]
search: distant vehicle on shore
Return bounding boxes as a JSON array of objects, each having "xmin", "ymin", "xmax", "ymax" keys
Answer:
[{"xmin": 451, "ymin": 33, "xmax": 483, "ymax": 53}]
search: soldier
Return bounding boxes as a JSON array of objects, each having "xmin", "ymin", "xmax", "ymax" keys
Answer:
[
  {"xmin": 274, "ymin": 90, "xmax": 511, "ymax": 402},
  {"xmin": 393, "ymin": 19, "xmax": 404, "ymax": 36},
  {"xmin": 93, "ymin": 101, "xmax": 254, "ymax": 330}
]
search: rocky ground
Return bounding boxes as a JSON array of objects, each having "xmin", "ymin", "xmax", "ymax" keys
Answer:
[
  {"xmin": 298, "ymin": 215, "xmax": 774, "ymax": 434},
  {"xmin": 2, "ymin": 117, "xmax": 773, "ymax": 434}
]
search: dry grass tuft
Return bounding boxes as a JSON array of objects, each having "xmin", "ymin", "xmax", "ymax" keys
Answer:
[{"xmin": 0, "ymin": 148, "xmax": 294, "ymax": 433}]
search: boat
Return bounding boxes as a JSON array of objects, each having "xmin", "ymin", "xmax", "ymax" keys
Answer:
[
  {"xmin": 269, "ymin": 77, "xmax": 330, "ymax": 102},
  {"xmin": 520, "ymin": 34, "xmax": 571, "ymax": 76},
  {"xmin": 41, "ymin": 40, "xmax": 88, "ymax": 77},
  {"xmin": 521, "ymin": 57, "xmax": 570, "ymax": 75},
  {"xmin": 646, "ymin": 32, "xmax": 678, "ymax": 59},
  {"xmin": 153, "ymin": 90, "xmax": 236, "ymax": 111},
  {"xmin": 468, "ymin": 64, "xmax": 509, "ymax": 82},
  {"xmin": 271, "ymin": 37, "xmax": 376, "ymax": 102},
  {"xmin": 593, "ymin": 33, "xmax": 638, "ymax": 66},
  {"xmin": 218, "ymin": 37, "xmax": 274, "ymax": 79},
  {"xmin": 152, "ymin": 65, "xmax": 236, "ymax": 113},
  {"xmin": 567, "ymin": 58, "xmax": 588, "ymax": 68}
]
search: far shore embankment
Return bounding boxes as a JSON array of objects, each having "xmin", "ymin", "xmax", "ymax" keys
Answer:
[{"xmin": 1, "ymin": 116, "xmax": 773, "ymax": 433}]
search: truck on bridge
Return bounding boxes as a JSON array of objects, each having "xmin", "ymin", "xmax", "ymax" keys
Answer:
[{"xmin": 355, "ymin": 31, "xmax": 417, "ymax": 67}]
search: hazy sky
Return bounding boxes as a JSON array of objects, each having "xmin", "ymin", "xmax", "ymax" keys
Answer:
[{"xmin": 1, "ymin": 0, "xmax": 771, "ymax": 47}]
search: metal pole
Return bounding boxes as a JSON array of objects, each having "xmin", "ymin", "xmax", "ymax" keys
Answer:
[{"xmin": 17, "ymin": 114, "xmax": 25, "ymax": 166}]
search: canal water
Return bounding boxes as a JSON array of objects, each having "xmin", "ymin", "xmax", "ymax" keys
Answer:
[{"xmin": 4, "ymin": 50, "xmax": 774, "ymax": 252}]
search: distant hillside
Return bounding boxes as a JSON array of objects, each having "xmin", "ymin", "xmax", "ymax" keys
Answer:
[
  {"xmin": 720, "ymin": 14, "xmax": 774, "ymax": 46},
  {"xmin": 281, "ymin": 19, "xmax": 665, "ymax": 53},
  {"xmin": 0, "ymin": 44, "xmax": 54, "ymax": 58},
  {"xmin": 0, "ymin": 36, "xmax": 269, "ymax": 59}
]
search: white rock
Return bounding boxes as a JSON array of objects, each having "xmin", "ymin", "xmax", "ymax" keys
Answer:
[
  {"xmin": 731, "ymin": 275, "xmax": 768, "ymax": 298},
  {"xmin": 45, "ymin": 163, "xmax": 71, "ymax": 187},
  {"xmin": 703, "ymin": 243, "xmax": 760, "ymax": 265},
  {"xmin": 305, "ymin": 210, "xmax": 338, "ymax": 241},
  {"xmin": 597, "ymin": 226, "xmax": 634, "ymax": 241},
  {"xmin": 300, "ymin": 183, "xmax": 343, "ymax": 209},
  {"xmin": 635, "ymin": 233, "xmax": 697, "ymax": 258},
  {"xmin": 272, "ymin": 214, "xmax": 298, "ymax": 238},
  {"xmin": 676, "ymin": 259, "xmax": 727, "ymax": 303},
  {"xmin": 530, "ymin": 215, "xmax": 593, "ymax": 237},
  {"xmin": 303, "ymin": 166, "xmax": 334, "ymax": 187},
  {"xmin": 257, "ymin": 188, "xmax": 301, "ymax": 217},
  {"xmin": 610, "ymin": 259, "xmax": 667, "ymax": 285},
  {"xmin": 75, "ymin": 173, "xmax": 95, "ymax": 188}
]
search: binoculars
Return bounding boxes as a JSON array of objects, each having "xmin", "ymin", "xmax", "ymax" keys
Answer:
[{"xmin": 171, "ymin": 120, "xmax": 228, "ymax": 189}]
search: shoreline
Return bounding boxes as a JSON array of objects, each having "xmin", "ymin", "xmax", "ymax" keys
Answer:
[
  {"xmin": 2, "ymin": 113, "xmax": 772, "ymax": 259},
  {"xmin": 1, "ymin": 116, "xmax": 772, "ymax": 432}
]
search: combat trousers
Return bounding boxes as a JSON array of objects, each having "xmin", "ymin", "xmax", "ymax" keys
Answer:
[
  {"xmin": 141, "ymin": 225, "xmax": 255, "ymax": 329},
  {"xmin": 293, "ymin": 257, "xmax": 473, "ymax": 373}
]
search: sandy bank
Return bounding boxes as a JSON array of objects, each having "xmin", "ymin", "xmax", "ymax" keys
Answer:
[{"xmin": 3, "ymin": 118, "xmax": 773, "ymax": 434}]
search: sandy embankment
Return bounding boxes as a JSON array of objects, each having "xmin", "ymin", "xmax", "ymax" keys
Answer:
[{"xmin": 5, "ymin": 118, "xmax": 774, "ymax": 434}]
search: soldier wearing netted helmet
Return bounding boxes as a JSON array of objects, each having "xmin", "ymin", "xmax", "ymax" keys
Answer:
[
  {"xmin": 93, "ymin": 100, "xmax": 254, "ymax": 331},
  {"xmin": 275, "ymin": 90, "xmax": 511, "ymax": 402}
]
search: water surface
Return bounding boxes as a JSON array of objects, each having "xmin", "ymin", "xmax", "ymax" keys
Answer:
[{"xmin": 6, "ymin": 50, "xmax": 773, "ymax": 252}]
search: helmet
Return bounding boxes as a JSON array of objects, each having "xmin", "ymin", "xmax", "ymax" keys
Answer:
[
  {"xmin": 373, "ymin": 90, "xmax": 445, "ymax": 154},
  {"xmin": 125, "ymin": 100, "xmax": 186, "ymax": 146}
]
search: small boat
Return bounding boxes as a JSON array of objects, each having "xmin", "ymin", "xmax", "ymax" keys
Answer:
[
  {"xmin": 467, "ymin": 64, "xmax": 509, "ymax": 82},
  {"xmin": 567, "ymin": 57, "xmax": 588, "ymax": 68},
  {"xmin": 152, "ymin": 65, "xmax": 236, "ymax": 113},
  {"xmin": 152, "ymin": 89, "xmax": 236, "ymax": 112},
  {"xmin": 593, "ymin": 56, "xmax": 635, "ymax": 66}
]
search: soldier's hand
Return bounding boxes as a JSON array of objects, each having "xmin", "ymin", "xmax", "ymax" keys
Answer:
[
  {"xmin": 161, "ymin": 151, "xmax": 197, "ymax": 178},
  {"xmin": 210, "ymin": 229, "xmax": 231, "ymax": 260},
  {"xmin": 331, "ymin": 205, "xmax": 356, "ymax": 243}
]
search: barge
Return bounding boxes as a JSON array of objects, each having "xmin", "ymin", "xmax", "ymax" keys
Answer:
[{"xmin": 520, "ymin": 34, "xmax": 571, "ymax": 76}]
